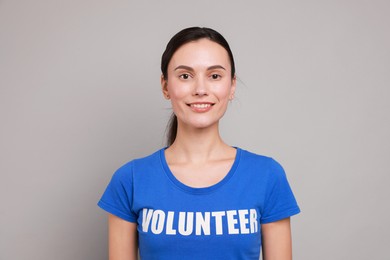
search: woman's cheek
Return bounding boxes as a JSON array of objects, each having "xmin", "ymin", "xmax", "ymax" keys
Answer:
[{"xmin": 169, "ymin": 84, "xmax": 192, "ymax": 98}]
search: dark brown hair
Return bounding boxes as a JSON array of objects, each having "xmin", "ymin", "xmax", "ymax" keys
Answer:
[{"xmin": 161, "ymin": 27, "xmax": 236, "ymax": 146}]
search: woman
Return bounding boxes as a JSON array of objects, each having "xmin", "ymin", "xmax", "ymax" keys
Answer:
[{"xmin": 98, "ymin": 27, "xmax": 300, "ymax": 260}]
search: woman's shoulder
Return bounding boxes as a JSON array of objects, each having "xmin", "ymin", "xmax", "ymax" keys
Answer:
[
  {"xmin": 113, "ymin": 148, "xmax": 164, "ymax": 177},
  {"xmin": 238, "ymin": 147, "xmax": 280, "ymax": 164},
  {"xmin": 237, "ymin": 147, "xmax": 286, "ymax": 176}
]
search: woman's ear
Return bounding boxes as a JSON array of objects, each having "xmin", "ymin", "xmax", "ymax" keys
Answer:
[
  {"xmin": 161, "ymin": 75, "xmax": 170, "ymax": 100},
  {"xmin": 229, "ymin": 75, "xmax": 237, "ymax": 100}
]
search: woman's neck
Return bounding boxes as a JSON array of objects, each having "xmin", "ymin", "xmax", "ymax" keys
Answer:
[{"xmin": 166, "ymin": 123, "xmax": 233, "ymax": 164}]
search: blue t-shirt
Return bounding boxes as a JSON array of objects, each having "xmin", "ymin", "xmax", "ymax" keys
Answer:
[{"xmin": 98, "ymin": 148, "xmax": 300, "ymax": 259}]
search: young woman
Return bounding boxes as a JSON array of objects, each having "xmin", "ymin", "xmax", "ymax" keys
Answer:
[{"xmin": 98, "ymin": 27, "xmax": 300, "ymax": 260}]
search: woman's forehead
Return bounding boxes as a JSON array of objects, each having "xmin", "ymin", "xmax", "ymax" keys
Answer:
[{"xmin": 169, "ymin": 39, "xmax": 231, "ymax": 70}]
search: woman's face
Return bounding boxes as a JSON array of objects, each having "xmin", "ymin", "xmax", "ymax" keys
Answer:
[{"xmin": 162, "ymin": 38, "xmax": 236, "ymax": 130}]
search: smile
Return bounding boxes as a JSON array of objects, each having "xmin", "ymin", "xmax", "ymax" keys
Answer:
[
  {"xmin": 187, "ymin": 102, "xmax": 215, "ymax": 112},
  {"xmin": 190, "ymin": 103, "xmax": 212, "ymax": 109}
]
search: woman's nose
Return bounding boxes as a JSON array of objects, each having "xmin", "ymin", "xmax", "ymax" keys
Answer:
[{"xmin": 193, "ymin": 77, "xmax": 208, "ymax": 96}]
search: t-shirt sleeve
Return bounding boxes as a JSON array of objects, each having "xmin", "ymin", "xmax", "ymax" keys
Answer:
[
  {"xmin": 97, "ymin": 162, "xmax": 137, "ymax": 223},
  {"xmin": 260, "ymin": 159, "xmax": 300, "ymax": 224}
]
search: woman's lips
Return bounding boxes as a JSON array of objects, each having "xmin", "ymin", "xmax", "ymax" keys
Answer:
[{"xmin": 187, "ymin": 102, "xmax": 215, "ymax": 112}]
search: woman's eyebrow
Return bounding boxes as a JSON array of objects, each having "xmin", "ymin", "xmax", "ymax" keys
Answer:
[
  {"xmin": 207, "ymin": 65, "xmax": 226, "ymax": 71},
  {"xmin": 174, "ymin": 65, "xmax": 194, "ymax": 71}
]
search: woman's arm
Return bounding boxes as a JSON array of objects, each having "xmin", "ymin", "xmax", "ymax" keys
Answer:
[
  {"xmin": 108, "ymin": 213, "xmax": 138, "ymax": 260},
  {"xmin": 261, "ymin": 217, "xmax": 293, "ymax": 260}
]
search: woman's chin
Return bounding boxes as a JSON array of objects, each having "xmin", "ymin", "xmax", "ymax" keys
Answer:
[{"xmin": 180, "ymin": 119, "xmax": 219, "ymax": 130}]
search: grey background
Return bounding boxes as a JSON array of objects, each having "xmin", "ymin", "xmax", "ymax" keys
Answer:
[{"xmin": 1, "ymin": 0, "xmax": 389, "ymax": 259}]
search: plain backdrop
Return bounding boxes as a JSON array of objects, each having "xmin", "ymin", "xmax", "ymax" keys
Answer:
[{"xmin": 1, "ymin": 0, "xmax": 389, "ymax": 259}]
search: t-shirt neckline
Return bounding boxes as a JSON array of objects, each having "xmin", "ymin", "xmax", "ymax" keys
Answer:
[{"xmin": 159, "ymin": 147, "xmax": 242, "ymax": 195}]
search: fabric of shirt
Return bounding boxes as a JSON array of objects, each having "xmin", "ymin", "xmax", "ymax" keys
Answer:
[{"xmin": 98, "ymin": 147, "xmax": 300, "ymax": 260}]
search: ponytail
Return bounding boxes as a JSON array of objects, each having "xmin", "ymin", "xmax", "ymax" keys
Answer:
[{"xmin": 166, "ymin": 113, "xmax": 178, "ymax": 146}]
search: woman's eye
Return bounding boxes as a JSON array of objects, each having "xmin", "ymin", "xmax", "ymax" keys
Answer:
[
  {"xmin": 211, "ymin": 74, "xmax": 221, "ymax": 80},
  {"xmin": 179, "ymin": 74, "xmax": 190, "ymax": 80}
]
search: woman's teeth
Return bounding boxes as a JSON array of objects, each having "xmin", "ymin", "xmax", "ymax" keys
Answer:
[{"xmin": 191, "ymin": 104, "xmax": 211, "ymax": 108}]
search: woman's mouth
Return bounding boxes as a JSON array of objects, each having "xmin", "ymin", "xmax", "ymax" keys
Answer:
[
  {"xmin": 191, "ymin": 103, "xmax": 211, "ymax": 108},
  {"xmin": 187, "ymin": 102, "xmax": 215, "ymax": 112}
]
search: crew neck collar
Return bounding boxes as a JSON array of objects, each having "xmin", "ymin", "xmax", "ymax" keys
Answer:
[{"xmin": 159, "ymin": 147, "xmax": 242, "ymax": 195}]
